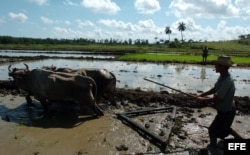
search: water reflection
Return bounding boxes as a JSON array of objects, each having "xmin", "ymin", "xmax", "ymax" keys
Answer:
[
  {"xmin": 0, "ymin": 59, "xmax": 249, "ymax": 97},
  {"xmin": 200, "ymin": 67, "xmax": 206, "ymax": 81}
]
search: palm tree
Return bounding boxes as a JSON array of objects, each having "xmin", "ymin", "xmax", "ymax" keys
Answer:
[
  {"xmin": 165, "ymin": 26, "xmax": 172, "ymax": 42},
  {"xmin": 154, "ymin": 37, "xmax": 158, "ymax": 44},
  {"xmin": 178, "ymin": 22, "xmax": 186, "ymax": 43}
]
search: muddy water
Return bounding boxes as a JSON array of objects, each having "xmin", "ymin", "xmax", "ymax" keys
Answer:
[
  {"xmin": 0, "ymin": 95, "xmax": 176, "ymax": 154},
  {"xmin": 1, "ymin": 59, "xmax": 249, "ymax": 96},
  {"xmin": 0, "ymin": 49, "xmax": 115, "ymax": 59},
  {"xmin": 1, "ymin": 58, "xmax": 250, "ymax": 154},
  {"xmin": 1, "ymin": 95, "xmax": 249, "ymax": 154}
]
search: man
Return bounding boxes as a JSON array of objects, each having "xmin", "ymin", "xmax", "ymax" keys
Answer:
[
  {"xmin": 202, "ymin": 46, "xmax": 208, "ymax": 64},
  {"xmin": 196, "ymin": 55, "xmax": 242, "ymax": 147}
]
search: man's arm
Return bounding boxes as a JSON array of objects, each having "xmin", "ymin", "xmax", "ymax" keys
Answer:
[{"xmin": 196, "ymin": 87, "xmax": 217, "ymax": 102}]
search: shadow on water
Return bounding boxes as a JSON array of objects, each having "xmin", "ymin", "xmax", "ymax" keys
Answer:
[
  {"xmin": 0, "ymin": 100, "xmax": 43, "ymax": 125},
  {"xmin": 0, "ymin": 100, "xmax": 101, "ymax": 128}
]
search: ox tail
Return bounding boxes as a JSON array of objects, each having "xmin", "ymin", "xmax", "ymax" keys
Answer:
[
  {"xmin": 90, "ymin": 77, "xmax": 104, "ymax": 116},
  {"xmin": 110, "ymin": 72, "xmax": 117, "ymax": 106}
]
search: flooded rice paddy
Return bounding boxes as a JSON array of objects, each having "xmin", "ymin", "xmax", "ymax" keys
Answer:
[
  {"xmin": 0, "ymin": 52, "xmax": 250, "ymax": 154},
  {"xmin": 0, "ymin": 49, "xmax": 115, "ymax": 59},
  {"xmin": 0, "ymin": 59, "xmax": 249, "ymax": 97}
]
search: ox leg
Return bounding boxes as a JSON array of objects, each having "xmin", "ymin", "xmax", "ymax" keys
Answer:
[
  {"xmin": 89, "ymin": 101, "xmax": 104, "ymax": 116},
  {"xmin": 104, "ymin": 92, "xmax": 116, "ymax": 106},
  {"xmin": 39, "ymin": 99, "xmax": 49, "ymax": 116},
  {"xmin": 26, "ymin": 95, "xmax": 33, "ymax": 107},
  {"xmin": 94, "ymin": 103, "xmax": 104, "ymax": 116},
  {"xmin": 109, "ymin": 93, "xmax": 116, "ymax": 106},
  {"xmin": 83, "ymin": 98, "xmax": 104, "ymax": 116},
  {"xmin": 89, "ymin": 89, "xmax": 104, "ymax": 116}
]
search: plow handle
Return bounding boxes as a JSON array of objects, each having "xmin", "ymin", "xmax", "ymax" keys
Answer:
[{"xmin": 143, "ymin": 78, "xmax": 195, "ymax": 98}]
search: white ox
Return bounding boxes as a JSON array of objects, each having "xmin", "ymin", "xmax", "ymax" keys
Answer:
[{"xmin": 8, "ymin": 64, "xmax": 104, "ymax": 116}]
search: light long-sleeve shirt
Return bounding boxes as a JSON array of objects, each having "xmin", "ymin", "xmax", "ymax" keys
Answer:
[{"xmin": 214, "ymin": 73, "xmax": 236, "ymax": 112}]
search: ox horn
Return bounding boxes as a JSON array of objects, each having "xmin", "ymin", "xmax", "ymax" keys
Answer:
[
  {"xmin": 24, "ymin": 63, "xmax": 29, "ymax": 71},
  {"xmin": 8, "ymin": 65, "xmax": 12, "ymax": 72}
]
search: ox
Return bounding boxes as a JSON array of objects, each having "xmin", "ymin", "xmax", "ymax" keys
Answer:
[
  {"xmin": 8, "ymin": 64, "xmax": 104, "ymax": 116},
  {"xmin": 43, "ymin": 66, "xmax": 116, "ymax": 106}
]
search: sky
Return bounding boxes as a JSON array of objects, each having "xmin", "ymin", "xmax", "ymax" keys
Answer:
[{"xmin": 0, "ymin": 0, "xmax": 250, "ymax": 43}]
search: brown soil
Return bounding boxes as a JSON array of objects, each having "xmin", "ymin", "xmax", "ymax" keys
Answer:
[
  {"xmin": 0, "ymin": 81, "xmax": 250, "ymax": 155},
  {"xmin": 1, "ymin": 57, "xmax": 250, "ymax": 155}
]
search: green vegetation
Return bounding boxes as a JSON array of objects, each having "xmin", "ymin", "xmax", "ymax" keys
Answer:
[
  {"xmin": 0, "ymin": 35, "xmax": 250, "ymax": 66},
  {"xmin": 119, "ymin": 53, "xmax": 250, "ymax": 66},
  {"xmin": 120, "ymin": 53, "xmax": 216, "ymax": 63}
]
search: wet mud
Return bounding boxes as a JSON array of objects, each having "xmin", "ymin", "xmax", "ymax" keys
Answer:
[
  {"xmin": 0, "ymin": 56, "xmax": 250, "ymax": 155},
  {"xmin": 0, "ymin": 79, "xmax": 250, "ymax": 155}
]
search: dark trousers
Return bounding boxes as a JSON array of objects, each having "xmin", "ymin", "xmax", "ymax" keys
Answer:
[{"xmin": 208, "ymin": 108, "xmax": 236, "ymax": 143}]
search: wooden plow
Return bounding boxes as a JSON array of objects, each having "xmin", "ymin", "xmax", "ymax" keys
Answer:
[{"xmin": 116, "ymin": 106, "xmax": 176, "ymax": 150}]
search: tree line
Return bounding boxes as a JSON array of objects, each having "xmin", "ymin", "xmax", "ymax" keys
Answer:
[
  {"xmin": 0, "ymin": 36, "xmax": 151, "ymax": 46},
  {"xmin": 0, "ymin": 22, "xmax": 187, "ymax": 46}
]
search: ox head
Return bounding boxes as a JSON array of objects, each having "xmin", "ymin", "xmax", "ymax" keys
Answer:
[{"xmin": 8, "ymin": 63, "xmax": 30, "ymax": 80}]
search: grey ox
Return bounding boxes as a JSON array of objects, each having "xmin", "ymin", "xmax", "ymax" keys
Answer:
[
  {"xmin": 8, "ymin": 64, "xmax": 104, "ymax": 116},
  {"xmin": 42, "ymin": 66, "xmax": 117, "ymax": 106}
]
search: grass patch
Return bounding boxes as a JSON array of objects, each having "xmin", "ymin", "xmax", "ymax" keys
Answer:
[
  {"xmin": 1, "ymin": 40, "xmax": 250, "ymax": 65},
  {"xmin": 120, "ymin": 53, "xmax": 216, "ymax": 62},
  {"xmin": 119, "ymin": 53, "xmax": 250, "ymax": 65}
]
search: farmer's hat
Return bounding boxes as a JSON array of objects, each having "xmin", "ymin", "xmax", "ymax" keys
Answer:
[{"xmin": 213, "ymin": 55, "xmax": 236, "ymax": 67}]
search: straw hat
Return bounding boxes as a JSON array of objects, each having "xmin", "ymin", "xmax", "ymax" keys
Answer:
[{"xmin": 213, "ymin": 55, "xmax": 236, "ymax": 67}]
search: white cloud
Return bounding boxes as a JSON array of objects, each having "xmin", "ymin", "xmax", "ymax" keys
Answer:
[
  {"xmin": 217, "ymin": 20, "xmax": 227, "ymax": 30},
  {"xmin": 214, "ymin": 21, "xmax": 250, "ymax": 40},
  {"xmin": 53, "ymin": 26, "xmax": 101, "ymax": 39},
  {"xmin": 53, "ymin": 27, "xmax": 79, "ymax": 38},
  {"xmin": 81, "ymin": 0, "xmax": 120, "ymax": 14},
  {"xmin": 235, "ymin": 0, "xmax": 250, "ymax": 19},
  {"xmin": 76, "ymin": 19, "xmax": 95, "ymax": 28},
  {"xmin": 135, "ymin": 0, "xmax": 160, "ymax": 14},
  {"xmin": 40, "ymin": 16, "xmax": 54, "ymax": 24},
  {"xmin": 65, "ymin": 20, "xmax": 71, "ymax": 26},
  {"xmin": 97, "ymin": 18, "xmax": 162, "ymax": 41},
  {"xmin": 98, "ymin": 19, "xmax": 137, "ymax": 31},
  {"xmin": 138, "ymin": 19, "xmax": 156, "ymax": 29},
  {"xmin": 63, "ymin": 0, "xmax": 78, "ymax": 6},
  {"xmin": 51, "ymin": 18, "xmax": 250, "ymax": 43},
  {"xmin": 54, "ymin": 27, "xmax": 68, "ymax": 35},
  {"xmin": 166, "ymin": 17, "xmax": 250, "ymax": 42},
  {"xmin": 97, "ymin": 19, "xmax": 162, "ymax": 35},
  {"xmin": 8, "ymin": 12, "xmax": 28, "ymax": 23},
  {"xmin": 29, "ymin": 0, "xmax": 48, "ymax": 5},
  {"xmin": 235, "ymin": 0, "xmax": 250, "ymax": 6},
  {"xmin": 0, "ymin": 18, "xmax": 5, "ymax": 24},
  {"xmin": 171, "ymin": 18, "xmax": 201, "ymax": 34},
  {"xmin": 169, "ymin": 0, "xmax": 240, "ymax": 18}
]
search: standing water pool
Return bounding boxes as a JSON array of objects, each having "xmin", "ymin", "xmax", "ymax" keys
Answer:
[{"xmin": 0, "ymin": 59, "xmax": 249, "ymax": 97}]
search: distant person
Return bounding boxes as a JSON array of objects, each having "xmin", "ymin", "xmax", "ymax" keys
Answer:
[
  {"xmin": 202, "ymin": 46, "xmax": 208, "ymax": 64},
  {"xmin": 196, "ymin": 55, "xmax": 242, "ymax": 148}
]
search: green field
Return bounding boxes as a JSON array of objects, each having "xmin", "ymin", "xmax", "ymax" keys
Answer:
[
  {"xmin": 1, "ymin": 39, "xmax": 250, "ymax": 66},
  {"xmin": 119, "ymin": 53, "xmax": 250, "ymax": 66}
]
